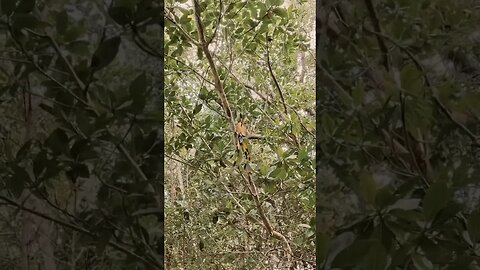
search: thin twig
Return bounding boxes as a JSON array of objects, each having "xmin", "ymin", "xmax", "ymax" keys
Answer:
[
  {"xmin": 400, "ymin": 92, "xmax": 430, "ymax": 187},
  {"xmin": 6, "ymin": 25, "xmax": 89, "ymax": 107},
  {"xmin": 165, "ymin": 54, "xmax": 215, "ymax": 86},
  {"xmin": 266, "ymin": 37, "xmax": 288, "ymax": 115},
  {"xmin": 366, "ymin": 28, "xmax": 480, "ymax": 146},
  {"xmin": 25, "ymin": 28, "xmax": 86, "ymax": 91},
  {"xmin": 363, "ymin": 0, "xmax": 390, "ymax": 70},
  {"xmin": 164, "ymin": 8, "xmax": 200, "ymax": 47},
  {"xmin": 207, "ymin": 0, "xmax": 224, "ymax": 45},
  {"xmin": 0, "ymin": 195, "xmax": 161, "ymax": 269}
]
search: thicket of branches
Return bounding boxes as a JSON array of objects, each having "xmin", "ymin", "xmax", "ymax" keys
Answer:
[
  {"xmin": 318, "ymin": 1, "xmax": 480, "ymax": 269},
  {"xmin": 165, "ymin": 0, "xmax": 315, "ymax": 269},
  {"xmin": 0, "ymin": 0, "xmax": 162, "ymax": 269}
]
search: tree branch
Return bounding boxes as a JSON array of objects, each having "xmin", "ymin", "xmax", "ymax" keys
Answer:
[
  {"xmin": 363, "ymin": 0, "xmax": 390, "ymax": 71},
  {"xmin": 365, "ymin": 28, "xmax": 480, "ymax": 146},
  {"xmin": 164, "ymin": 8, "xmax": 200, "ymax": 47},
  {"xmin": 206, "ymin": 0, "xmax": 224, "ymax": 45},
  {"xmin": 0, "ymin": 195, "xmax": 161, "ymax": 269},
  {"xmin": 266, "ymin": 38, "xmax": 288, "ymax": 115},
  {"xmin": 192, "ymin": 0, "xmax": 236, "ymax": 146},
  {"xmin": 239, "ymin": 172, "xmax": 292, "ymax": 258},
  {"xmin": 6, "ymin": 24, "xmax": 89, "ymax": 107},
  {"xmin": 26, "ymin": 28, "xmax": 87, "ymax": 91}
]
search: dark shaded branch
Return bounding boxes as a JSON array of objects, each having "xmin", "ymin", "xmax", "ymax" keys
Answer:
[
  {"xmin": 131, "ymin": 24, "xmax": 161, "ymax": 58},
  {"xmin": 0, "ymin": 195, "xmax": 161, "ymax": 269},
  {"xmin": 364, "ymin": 0, "xmax": 390, "ymax": 71},
  {"xmin": 266, "ymin": 39, "xmax": 288, "ymax": 115},
  {"xmin": 366, "ymin": 28, "xmax": 480, "ymax": 147},
  {"xmin": 26, "ymin": 29, "xmax": 87, "ymax": 91},
  {"xmin": 6, "ymin": 24, "xmax": 89, "ymax": 107}
]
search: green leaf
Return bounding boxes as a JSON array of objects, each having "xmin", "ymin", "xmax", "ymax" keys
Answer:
[
  {"xmin": 64, "ymin": 25, "xmax": 85, "ymax": 43},
  {"xmin": 264, "ymin": 180, "xmax": 276, "ymax": 193},
  {"xmin": 198, "ymin": 86, "xmax": 208, "ymax": 100},
  {"xmin": 331, "ymin": 239, "xmax": 372, "ymax": 268},
  {"xmin": 15, "ymin": 0, "xmax": 35, "ymax": 13},
  {"xmin": 1, "ymin": 0, "xmax": 16, "ymax": 15},
  {"xmin": 70, "ymin": 140, "xmax": 96, "ymax": 161},
  {"xmin": 321, "ymin": 113, "xmax": 335, "ymax": 136},
  {"xmin": 33, "ymin": 150, "xmax": 47, "ymax": 177},
  {"xmin": 116, "ymin": 0, "xmax": 136, "ymax": 9},
  {"xmin": 375, "ymin": 185, "xmax": 395, "ymax": 209},
  {"xmin": 386, "ymin": 198, "xmax": 421, "ymax": 211},
  {"xmin": 405, "ymin": 97, "xmax": 432, "ymax": 134},
  {"xmin": 76, "ymin": 112, "xmax": 94, "ymax": 137},
  {"xmin": 269, "ymin": 166, "xmax": 283, "ymax": 178},
  {"xmin": 11, "ymin": 13, "xmax": 37, "ymax": 30},
  {"xmin": 423, "ymin": 180, "xmax": 451, "ymax": 221},
  {"xmin": 468, "ymin": 209, "xmax": 480, "ymax": 243},
  {"xmin": 362, "ymin": 241, "xmax": 387, "ymax": 270},
  {"xmin": 9, "ymin": 166, "xmax": 29, "ymax": 197},
  {"xmin": 421, "ymin": 238, "xmax": 453, "ymax": 264},
  {"xmin": 316, "ymin": 232, "xmax": 330, "ymax": 263},
  {"xmin": 412, "ymin": 254, "xmax": 433, "ymax": 270},
  {"xmin": 275, "ymin": 146, "xmax": 285, "ymax": 158},
  {"xmin": 352, "ymin": 84, "xmax": 365, "ymax": 106},
  {"xmin": 109, "ymin": 6, "xmax": 132, "ymax": 25},
  {"xmin": 15, "ymin": 139, "xmax": 33, "ymax": 161},
  {"xmin": 268, "ymin": 0, "xmax": 283, "ymax": 5},
  {"xmin": 400, "ymin": 63, "xmax": 423, "ymax": 96},
  {"xmin": 90, "ymin": 36, "xmax": 121, "ymax": 70},
  {"xmin": 65, "ymin": 40, "xmax": 90, "ymax": 55},
  {"xmin": 56, "ymin": 10, "xmax": 69, "ymax": 34},
  {"xmin": 193, "ymin": 103, "xmax": 202, "ymax": 114},
  {"xmin": 390, "ymin": 245, "xmax": 411, "ymax": 268},
  {"xmin": 46, "ymin": 128, "xmax": 69, "ymax": 154},
  {"xmin": 259, "ymin": 162, "xmax": 269, "ymax": 175},
  {"xmin": 129, "ymin": 72, "xmax": 147, "ymax": 112},
  {"xmin": 435, "ymin": 201, "xmax": 462, "ymax": 224},
  {"xmin": 130, "ymin": 72, "xmax": 147, "ymax": 94},
  {"xmin": 276, "ymin": 166, "xmax": 287, "ymax": 179},
  {"xmin": 290, "ymin": 113, "xmax": 301, "ymax": 134},
  {"xmin": 358, "ymin": 170, "xmax": 377, "ymax": 205},
  {"xmin": 452, "ymin": 161, "xmax": 472, "ymax": 187},
  {"xmin": 272, "ymin": 7, "xmax": 287, "ymax": 18},
  {"xmin": 95, "ymin": 230, "xmax": 113, "ymax": 256},
  {"xmin": 297, "ymin": 147, "xmax": 308, "ymax": 162},
  {"xmin": 66, "ymin": 163, "xmax": 90, "ymax": 181}
]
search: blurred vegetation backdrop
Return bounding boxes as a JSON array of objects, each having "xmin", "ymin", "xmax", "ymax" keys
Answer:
[
  {"xmin": 164, "ymin": 0, "xmax": 315, "ymax": 269},
  {"xmin": 0, "ymin": 0, "xmax": 162, "ymax": 269},
  {"xmin": 318, "ymin": 0, "xmax": 480, "ymax": 269}
]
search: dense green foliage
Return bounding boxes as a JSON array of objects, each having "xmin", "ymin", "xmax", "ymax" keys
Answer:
[
  {"xmin": 0, "ymin": 0, "xmax": 162, "ymax": 269},
  {"xmin": 318, "ymin": 0, "xmax": 480, "ymax": 269},
  {"xmin": 165, "ymin": 0, "xmax": 315, "ymax": 269}
]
